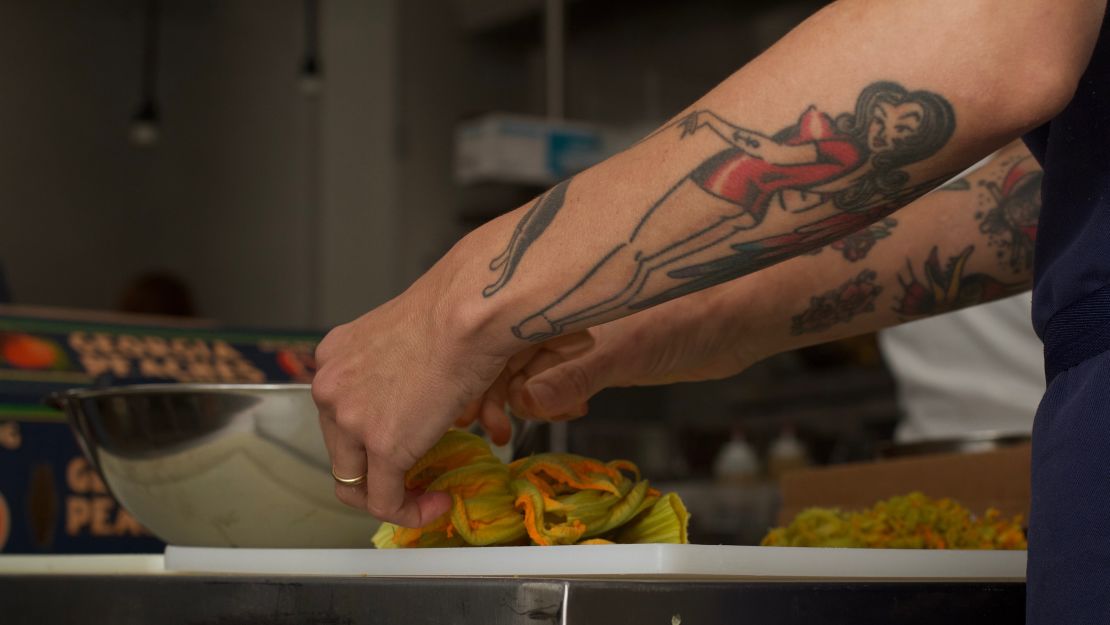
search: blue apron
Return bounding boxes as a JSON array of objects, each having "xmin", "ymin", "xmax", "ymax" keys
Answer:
[{"xmin": 1023, "ymin": 5, "xmax": 1110, "ymax": 623}]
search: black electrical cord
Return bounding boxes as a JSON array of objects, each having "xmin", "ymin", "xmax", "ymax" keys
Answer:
[
  {"xmin": 131, "ymin": 0, "xmax": 161, "ymax": 144},
  {"xmin": 300, "ymin": 0, "xmax": 322, "ymax": 94}
]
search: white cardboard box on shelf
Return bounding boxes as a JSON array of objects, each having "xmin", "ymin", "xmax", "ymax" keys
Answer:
[{"xmin": 454, "ymin": 113, "xmax": 604, "ymax": 185}]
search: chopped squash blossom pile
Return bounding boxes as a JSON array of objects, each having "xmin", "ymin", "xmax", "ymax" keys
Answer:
[
  {"xmin": 372, "ymin": 430, "xmax": 689, "ymax": 548},
  {"xmin": 761, "ymin": 492, "xmax": 1026, "ymax": 550}
]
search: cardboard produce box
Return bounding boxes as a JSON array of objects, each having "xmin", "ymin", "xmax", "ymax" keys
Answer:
[
  {"xmin": 777, "ymin": 444, "xmax": 1031, "ymax": 525},
  {"xmin": 0, "ymin": 305, "xmax": 321, "ymax": 554}
]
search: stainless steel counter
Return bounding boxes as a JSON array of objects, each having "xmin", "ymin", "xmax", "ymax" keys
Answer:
[{"xmin": 0, "ymin": 573, "xmax": 1024, "ymax": 624}]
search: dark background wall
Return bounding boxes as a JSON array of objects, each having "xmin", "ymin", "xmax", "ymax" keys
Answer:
[{"xmin": 0, "ymin": 0, "xmax": 398, "ymax": 328}]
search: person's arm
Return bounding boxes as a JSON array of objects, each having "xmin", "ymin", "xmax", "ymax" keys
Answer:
[
  {"xmin": 490, "ymin": 141, "xmax": 1042, "ymax": 419},
  {"xmin": 313, "ymin": 0, "xmax": 1104, "ymax": 527}
]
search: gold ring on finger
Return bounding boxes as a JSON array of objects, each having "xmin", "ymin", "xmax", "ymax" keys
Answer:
[{"xmin": 331, "ymin": 467, "xmax": 367, "ymax": 487}]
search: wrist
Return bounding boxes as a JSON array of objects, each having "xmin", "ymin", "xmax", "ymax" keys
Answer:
[
  {"xmin": 430, "ymin": 226, "xmax": 529, "ymax": 361},
  {"xmin": 701, "ymin": 275, "xmax": 783, "ymax": 373}
]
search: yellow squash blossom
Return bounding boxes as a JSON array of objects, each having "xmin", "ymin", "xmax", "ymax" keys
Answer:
[{"xmin": 372, "ymin": 431, "xmax": 689, "ymax": 548}]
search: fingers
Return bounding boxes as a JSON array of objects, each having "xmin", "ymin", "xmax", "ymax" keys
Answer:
[
  {"xmin": 479, "ymin": 398, "xmax": 513, "ymax": 446},
  {"xmin": 327, "ymin": 402, "xmax": 452, "ymax": 527},
  {"xmin": 539, "ymin": 331, "xmax": 595, "ymax": 358},
  {"xmin": 324, "ymin": 424, "xmax": 370, "ymax": 510},
  {"xmin": 505, "ymin": 343, "xmax": 543, "ymax": 373},
  {"xmin": 518, "ymin": 361, "xmax": 598, "ymax": 420},
  {"xmin": 503, "ymin": 332, "xmax": 592, "ymax": 374},
  {"xmin": 454, "ymin": 398, "xmax": 482, "ymax": 429},
  {"xmin": 362, "ymin": 457, "xmax": 452, "ymax": 528},
  {"xmin": 478, "ymin": 370, "xmax": 512, "ymax": 446},
  {"xmin": 457, "ymin": 385, "xmax": 512, "ymax": 446},
  {"xmin": 505, "ymin": 332, "xmax": 605, "ymax": 420},
  {"xmin": 321, "ymin": 404, "xmax": 457, "ymax": 526},
  {"xmin": 318, "ymin": 411, "xmax": 371, "ymax": 509},
  {"xmin": 507, "ymin": 371, "xmax": 586, "ymax": 421}
]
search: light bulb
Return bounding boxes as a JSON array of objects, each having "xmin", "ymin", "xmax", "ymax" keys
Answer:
[
  {"xmin": 129, "ymin": 101, "xmax": 160, "ymax": 147},
  {"xmin": 299, "ymin": 73, "xmax": 322, "ymax": 96},
  {"xmin": 299, "ymin": 57, "xmax": 322, "ymax": 97}
]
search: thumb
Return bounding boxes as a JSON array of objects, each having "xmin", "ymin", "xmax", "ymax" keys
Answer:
[{"xmin": 518, "ymin": 354, "xmax": 610, "ymax": 420}]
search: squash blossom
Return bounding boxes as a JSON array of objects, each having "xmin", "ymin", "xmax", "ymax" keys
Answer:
[{"xmin": 372, "ymin": 431, "xmax": 690, "ymax": 548}]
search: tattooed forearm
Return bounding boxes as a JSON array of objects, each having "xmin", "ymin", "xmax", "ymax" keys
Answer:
[
  {"xmin": 809, "ymin": 217, "xmax": 899, "ymax": 262},
  {"xmin": 483, "ymin": 179, "xmax": 572, "ymax": 297},
  {"xmin": 639, "ymin": 173, "xmax": 953, "ymax": 309},
  {"xmin": 782, "ymin": 145, "xmax": 1038, "ymax": 340},
  {"xmin": 791, "ymin": 270, "xmax": 882, "ymax": 335},
  {"xmin": 976, "ymin": 155, "xmax": 1041, "ymax": 274},
  {"xmin": 482, "ymin": 81, "xmax": 956, "ymax": 342},
  {"xmin": 894, "ymin": 245, "xmax": 1025, "ymax": 317}
]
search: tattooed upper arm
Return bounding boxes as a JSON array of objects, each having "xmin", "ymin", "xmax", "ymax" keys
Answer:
[{"xmin": 483, "ymin": 81, "xmax": 956, "ymax": 341}]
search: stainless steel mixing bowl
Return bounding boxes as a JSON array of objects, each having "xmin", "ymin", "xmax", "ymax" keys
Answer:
[{"xmin": 51, "ymin": 383, "xmax": 380, "ymax": 548}]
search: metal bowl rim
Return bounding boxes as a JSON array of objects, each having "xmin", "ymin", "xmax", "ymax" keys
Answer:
[{"xmin": 57, "ymin": 382, "xmax": 312, "ymax": 400}]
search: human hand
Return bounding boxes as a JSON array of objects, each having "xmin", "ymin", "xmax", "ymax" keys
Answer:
[
  {"xmin": 312, "ymin": 276, "xmax": 512, "ymax": 528},
  {"xmin": 464, "ymin": 292, "xmax": 766, "ymax": 424}
]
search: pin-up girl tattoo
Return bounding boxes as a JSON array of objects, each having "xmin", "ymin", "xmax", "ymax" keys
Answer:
[{"xmin": 485, "ymin": 81, "xmax": 955, "ymax": 341}]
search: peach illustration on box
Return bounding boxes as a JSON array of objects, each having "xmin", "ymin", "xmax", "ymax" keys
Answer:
[
  {"xmin": 0, "ymin": 333, "xmax": 70, "ymax": 370},
  {"xmin": 276, "ymin": 348, "xmax": 317, "ymax": 382},
  {"xmin": 0, "ymin": 422, "xmax": 20, "ymax": 450}
]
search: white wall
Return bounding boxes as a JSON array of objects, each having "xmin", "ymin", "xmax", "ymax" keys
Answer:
[{"xmin": 0, "ymin": 0, "xmax": 399, "ymax": 330}]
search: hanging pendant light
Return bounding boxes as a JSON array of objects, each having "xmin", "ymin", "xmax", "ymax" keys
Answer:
[
  {"xmin": 299, "ymin": 0, "xmax": 322, "ymax": 96},
  {"xmin": 129, "ymin": 0, "xmax": 161, "ymax": 146}
]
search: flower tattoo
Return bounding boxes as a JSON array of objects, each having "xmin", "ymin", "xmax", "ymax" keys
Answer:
[
  {"xmin": 976, "ymin": 156, "xmax": 1041, "ymax": 274},
  {"xmin": 810, "ymin": 217, "xmax": 899, "ymax": 261},
  {"xmin": 894, "ymin": 246, "xmax": 1024, "ymax": 317},
  {"xmin": 791, "ymin": 269, "xmax": 883, "ymax": 335}
]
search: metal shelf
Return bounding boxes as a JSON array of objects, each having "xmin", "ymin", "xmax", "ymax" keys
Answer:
[{"xmin": 0, "ymin": 573, "xmax": 1023, "ymax": 624}]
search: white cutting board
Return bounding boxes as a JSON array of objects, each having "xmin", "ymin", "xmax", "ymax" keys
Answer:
[
  {"xmin": 0, "ymin": 555, "xmax": 164, "ymax": 575},
  {"xmin": 164, "ymin": 544, "xmax": 1026, "ymax": 580}
]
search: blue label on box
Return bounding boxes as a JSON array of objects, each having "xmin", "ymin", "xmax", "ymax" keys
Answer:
[
  {"xmin": 0, "ymin": 311, "xmax": 322, "ymax": 553},
  {"xmin": 0, "ymin": 421, "xmax": 165, "ymax": 553}
]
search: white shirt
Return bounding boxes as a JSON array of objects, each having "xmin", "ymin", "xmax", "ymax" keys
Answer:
[{"xmin": 879, "ymin": 293, "xmax": 1045, "ymax": 443}]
